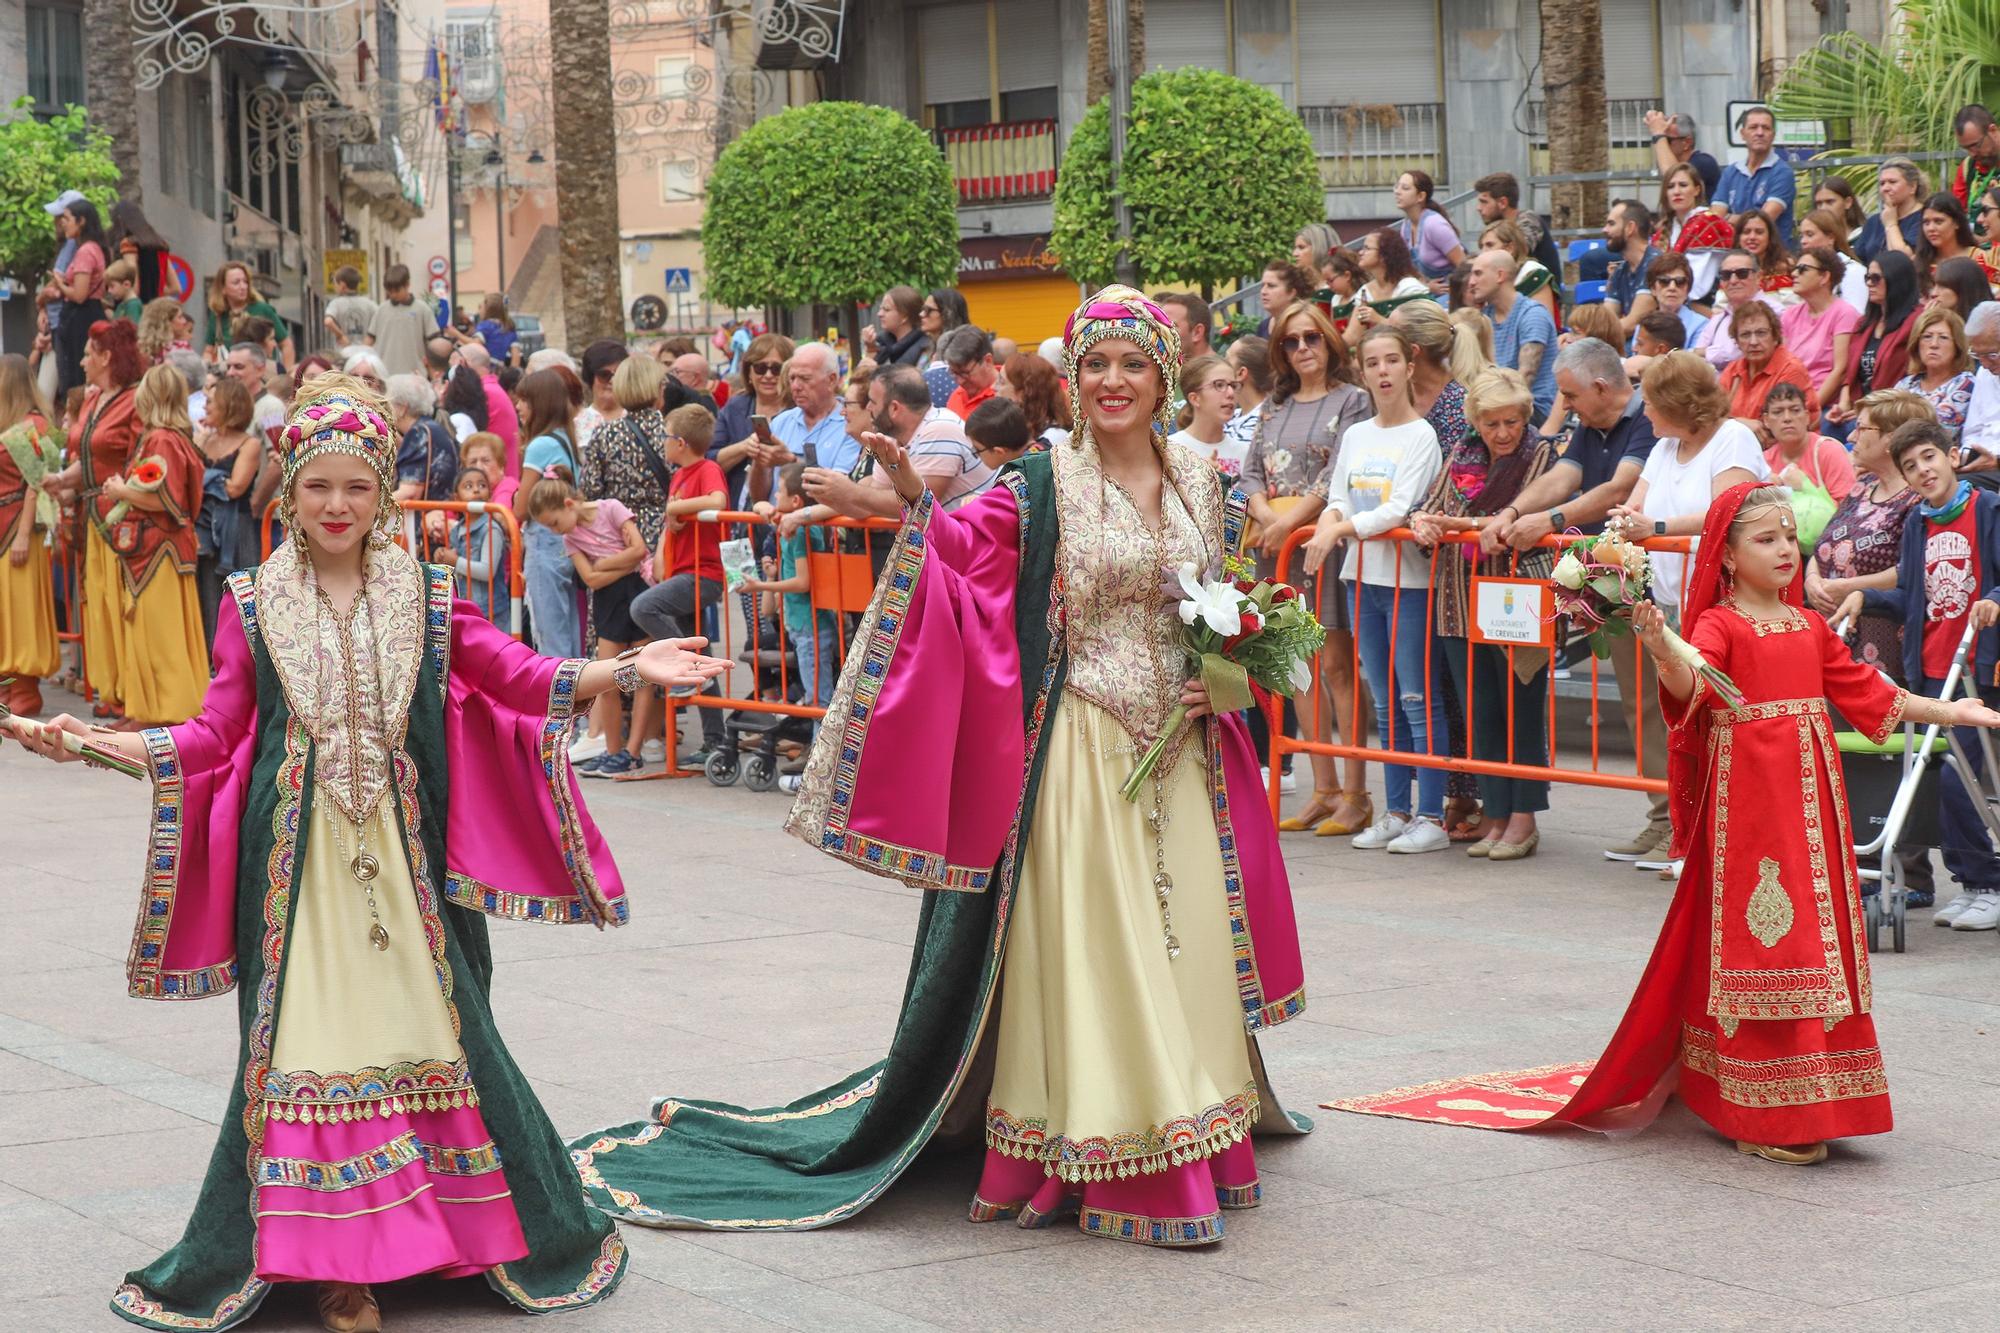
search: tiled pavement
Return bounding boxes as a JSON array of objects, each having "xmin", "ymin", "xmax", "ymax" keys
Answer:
[{"xmin": 4, "ymin": 685, "xmax": 1996, "ymax": 1331}]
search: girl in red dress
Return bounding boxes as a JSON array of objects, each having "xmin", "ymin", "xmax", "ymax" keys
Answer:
[{"xmin": 1330, "ymin": 483, "xmax": 2000, "ymax": 1164}]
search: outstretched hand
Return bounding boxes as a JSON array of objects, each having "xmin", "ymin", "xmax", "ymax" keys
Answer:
[
  {"xmin": 3, "ymin": 711, "xmax": 88, "ymax": 762},
  {"xmin": 1948, "ymin": 698, "xmax": 2000, "ymax": 729},
  {"xmin": 634, "ymin": 638, "xmax": 733, "ymax": 690}
]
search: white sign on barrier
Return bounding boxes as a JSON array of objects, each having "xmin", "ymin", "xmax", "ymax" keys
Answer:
[{"xmin": 1470, "ymin": 577, "xmax": 1554, "ymax": 648}]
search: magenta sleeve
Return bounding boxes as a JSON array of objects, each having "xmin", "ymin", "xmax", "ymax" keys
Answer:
[
  {"xmin": 132, "ymin": 597, "xmax": 260, "ymax": 999},
  {"xmin": 443, "ymin": 603, "xmax": 628, "ymax": 926}
]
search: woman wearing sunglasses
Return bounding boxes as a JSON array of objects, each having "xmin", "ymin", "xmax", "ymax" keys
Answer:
[
  {"xmin": 1242, "ymin": 302, "xmax": 1376, "ymax": 835},
  {"xmin": 1779, "ymin": 246, "xmax": 1861, "ymax": 405},
  {"xmin": 1823, "ymin": 252, "xmax": 1922, "ymax": 430}
]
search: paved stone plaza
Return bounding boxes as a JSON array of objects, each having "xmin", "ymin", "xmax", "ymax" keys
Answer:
[{"xmin": 4, "ymin": 685, "xmax": 1997, "ymax": 1331}]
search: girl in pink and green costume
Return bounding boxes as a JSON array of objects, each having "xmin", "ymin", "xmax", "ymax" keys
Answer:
[
  {"xmin": 572, "ymin": 287, "xmax": 1312, "ymax": 1246},
  {"xmin": 5, "ymin": 373, "xmax": 730, "ymax": 1330}
]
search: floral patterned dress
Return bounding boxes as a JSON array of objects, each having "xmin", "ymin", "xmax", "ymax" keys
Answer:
[{"xmin": 1814, "ymin": 482, "xmax": 1921, "ymax": 680}]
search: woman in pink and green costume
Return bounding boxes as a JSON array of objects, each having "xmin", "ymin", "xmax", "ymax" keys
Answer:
[
  {"xmin": 5, "ymin": 373, "xmax": 729, "ymax": 1331},
  {"xmin": 572, "ymin": 287, "xmax": 1311, "ymax": 1246}
]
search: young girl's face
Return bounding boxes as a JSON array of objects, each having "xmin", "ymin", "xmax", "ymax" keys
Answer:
[
  {"xmin": 1724, "ymin": 505, "xmax": 1800, "ymax": 590},
  {"xmin": 457, "ymin": 468, "xmax": 491, "ymax": 503},
  {"xmin": 538, "ymin": 501, "xmax": 580, "ymax": 534},
  {"xmin": 1359, "ymin": 338, "xmax": 1412, "ymax": 406}
]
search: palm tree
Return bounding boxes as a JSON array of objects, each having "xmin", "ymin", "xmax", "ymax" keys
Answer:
[
  {"xmin": 549, "ymin": 0, "xmax": 622, "ymax": 349},
  {"xmin": 1540, "ymin": 0, "xmax": 1608, "ymax": 233},
  {"xmin": 1771, "ymin": 1, "xmax": 2000, "ymax": 159},
  {"xmin": 1086, "ymin": 0, "xmax": 1145, "ymax": 105},
  {"xmin": 84, "ymin": 0, "xmax": 142, "ymax": 202}
]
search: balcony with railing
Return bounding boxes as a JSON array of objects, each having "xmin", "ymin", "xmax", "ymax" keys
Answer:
[
  {"xmin": 1300, "ymin": 103, "xmax": 1445, "ymax": 190},
  {"xmin": 933, "ymin": 119, "xmax": 1060, "ymax": 205},
  {"xmin": 1526, "ymin": 98, "xmax": 1660, "ymax": 175}
]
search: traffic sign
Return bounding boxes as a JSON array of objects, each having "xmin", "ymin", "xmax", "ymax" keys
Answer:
[
  {"xmin": 429, "ymin": 276, "xmax": 451, "ymax": 300},
  {"xmin": 428, "ymin": 255, "xmax": 450, "ymax": 279},
  {"xmin": 664, "ymin": 267, "xmax": 692, "ymax": 294}
]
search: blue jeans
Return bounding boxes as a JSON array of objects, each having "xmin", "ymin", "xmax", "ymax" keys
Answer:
[
  {"xmin": 524, "ymin": 523, "xmax": 581, "ymax": 659},
  {"xmin": 1923, "ymin": 676, "xmax": 2000, "ymax": 891},
  {"xmin": 1356, "ymin": 581, "xmax": 1443, "ymax": 820}
]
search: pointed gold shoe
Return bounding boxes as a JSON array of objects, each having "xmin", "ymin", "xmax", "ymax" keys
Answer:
[
  {"xmin": 1735, "ymin": 1140, "xmax": 1828, "ymax": 1166},
  {"xmin": 317, "ymin": 1282, "xmax": 383, "ymax": 1333}
]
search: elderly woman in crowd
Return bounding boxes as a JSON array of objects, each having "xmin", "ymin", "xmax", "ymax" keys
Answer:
[
  {"xmin": 1608, "ymin": 351, "xmax": 1770, "ymax": 624},
  {"xmin": 1718, "ymin": 300, "xmax": 1815, "ymax": 421},
  {"xmin": 387, "ymin": 372, "xmax": 459, "ymax": 503},
  {"xmin": 1760, "ymin": 380, "xmax": 1855, "ymax": 504},
  {"xmin": 1855, "ymin": 157, "xmax": 1927, "ymax": 265},
  {"xmin": 1411, "ymin": 368, "xmax": 1561, "ymax": 861},
  {"xmin": 1895, "ymin": 304, "xmax": 1977, "ymax": 439}
]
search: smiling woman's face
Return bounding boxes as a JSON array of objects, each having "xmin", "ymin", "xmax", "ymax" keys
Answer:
[{"xmin": 1074, "ymin": 336, "xmax": 1162, "ymax": 439}]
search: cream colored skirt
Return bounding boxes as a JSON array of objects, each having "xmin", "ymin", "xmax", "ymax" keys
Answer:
[{"xmin": 986, "ymin": 694, "xmax": 1256, "ymax": 1180}]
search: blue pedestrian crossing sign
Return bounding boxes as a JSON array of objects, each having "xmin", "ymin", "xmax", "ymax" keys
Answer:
[{"xmin": 664, "ymin": 268, "xmax": 692, "ymax": 293}]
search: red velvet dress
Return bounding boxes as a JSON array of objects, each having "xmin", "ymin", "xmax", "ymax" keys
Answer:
[{"xmin": 1329, "ymin": 600, "xmax": 1902, "ymax": 1145}]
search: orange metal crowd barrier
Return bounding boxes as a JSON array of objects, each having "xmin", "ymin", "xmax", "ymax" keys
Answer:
[
  {"xmin": 261, "ymin": 497, "xmax": 527, "ymax": 639},
  {"xmin": 622, "ymin": 509, "xmax": 900, "ymax": 784},
  {"xmin": 1264, "ymin": 523, "xmax": 1697, "ymax": 818}
]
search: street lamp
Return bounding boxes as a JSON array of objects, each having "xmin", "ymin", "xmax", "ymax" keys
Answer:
[{"xmin": 486, "ymin": 147, "xmax": 507, "ymax": 308}]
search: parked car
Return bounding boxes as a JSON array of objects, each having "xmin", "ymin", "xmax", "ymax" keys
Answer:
[{"xmin": 512, "ymin": 313, "xmax": 546, "ymax": 360}]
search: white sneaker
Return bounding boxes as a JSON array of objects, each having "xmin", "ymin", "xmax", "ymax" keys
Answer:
[
  {"xmin": 569, "ymin": 733, "xmax": 608, "ymax": 763},
  {"xmin": 1933, "ymin": 891, "xmax": 1980, "ymax": 926},
  {"xmin": 1259, "ymin": 766, "xmax": 1300, "ymax": 795},
  {"xmin": 1386, "ymin": 818, "xmax": 1451, "ymax": 854},
  {"xmin": 1351, "ymin": 814, "xmax": 1411, "ymax": 850},
  {"xmin": 1949, "ymin": 891, "xmax": 2000, "ymax": 931},
  {"xmin": 778, "ymin": 774, "xmax": 803, "ymax": 794},
  {"xmin": 640, "ymin": 738, "xmax": 666, "ymax": 764}
]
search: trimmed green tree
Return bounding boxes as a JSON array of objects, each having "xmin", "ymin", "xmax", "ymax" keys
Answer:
[
  {"xmin": 1052, "ymin": 68, "xmax": 1323, "ymax": 293},
  {"xmin": 0, "ymin": 100, "xmax": 120, "ymax": 284},
  {"xmin": 701, "ymin": 101, "xmax": 959, "ymax": 310}
]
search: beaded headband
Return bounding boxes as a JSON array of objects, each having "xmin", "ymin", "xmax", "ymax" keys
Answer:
[
  {"xmin": 277, "ymin": 380, "xmax": 397, "ymax": 493},
  {"xmin": 1062, "ymin": 284, "xmax": 1181, "ymax": 443}
]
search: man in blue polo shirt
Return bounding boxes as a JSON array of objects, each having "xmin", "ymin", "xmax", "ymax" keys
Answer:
[
  {"xmin": 1490, "ymin": 337, "xmax": 1670, "ymax": 863},
  {"xmin": 1711, "ymin": 105, "xmax": 1798, "ymax": 248},
  {"xmin": 1469, "ymin": 249, "xmax": 1557, "ymax": 420},
  {"xmin": 744, "ymin": 340, "xmax": 850, "ymax": 506}
]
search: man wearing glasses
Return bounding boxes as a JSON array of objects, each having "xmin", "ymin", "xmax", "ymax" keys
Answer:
[
  {"xmin": 939, "ymin": 325, "xmax": 1000, "ymax": 420},
  {"xmin": 1690, "ymin": 250, "xmax": 1782, "ymax": 369},
  {"xmin": 1951, "ymin": 105, "xmax": 2000, "ymax": 216},
  {"xmin": 1642, "ymin": 109, "xmax": 1721, "ymax": 200},
  {"xmin": 1959, "ymin": 300, "xmax": 2000, "ymax": 478}
]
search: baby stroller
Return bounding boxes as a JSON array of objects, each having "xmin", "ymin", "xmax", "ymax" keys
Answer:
[
  {"xmin": 1844, "ymin": 618, "xmax": 2000, "ymax": 952},
  {"xmin": 703, "ymin": 623, "xmax": 814, "ymax": 793}
]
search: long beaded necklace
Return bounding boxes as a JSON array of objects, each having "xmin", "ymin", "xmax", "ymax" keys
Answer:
[{"xmin": 313, "ymin": 580, "xmax": 392, "ymax": 951}]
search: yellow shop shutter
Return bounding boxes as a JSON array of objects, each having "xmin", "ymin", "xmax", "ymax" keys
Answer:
[{"xmin": 963, "ymin": 275, "xmax": 1082, "ymax": 346}]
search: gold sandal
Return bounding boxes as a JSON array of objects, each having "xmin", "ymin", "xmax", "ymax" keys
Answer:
[
  {"xmin": 1278, "ymin": 789, "xmax": 1341, "ymax": 832},
  {"xmin": 317, "ymin": 1283, "xmax": 383, "ymax": 1333},
  {"xmin": 1316, "ymin": 790, "xmax": 1375, "ymax": 837}
]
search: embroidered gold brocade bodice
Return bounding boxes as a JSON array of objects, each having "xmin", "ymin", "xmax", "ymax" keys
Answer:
[
  {"xmin": 1053, "ymin": 439, "xmax": 1224, "ymax": 747},
  {"xmin": 256, "ymin": 540, "xmax": 428, "ymax": 826}
]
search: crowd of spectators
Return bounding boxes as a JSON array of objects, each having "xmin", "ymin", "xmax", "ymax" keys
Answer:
[{"xmin": 20, "ymin": 94, "xmax": 2000, "ymax": 933}]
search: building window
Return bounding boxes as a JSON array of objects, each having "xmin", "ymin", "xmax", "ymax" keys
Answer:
[
  {"xmin": 655, "ymin": 55, "xmax": 690, "ymax": 97},
  {"xmin": 25, "ymin": 3, "xmax": 85, "ymax": 117},
  {"xmin": 999, "ymin": 87, "xmax": 1057, "ymax": 123},
  {"xmin": 187, "ymin": 77, "xmax": 217, "ymax": 218}
]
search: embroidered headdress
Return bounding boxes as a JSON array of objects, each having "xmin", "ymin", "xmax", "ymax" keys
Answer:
[
  {"xmin": 1061, "ymin": 284, "xmax": 1181, "ymax": 444},
  {"xmin": 277, "ymin": 373, "xmax": 397, "ymax": 496},
  {"xmin": 1665, "ymin": 481, "xmax": 1802, "ymax": 857}
]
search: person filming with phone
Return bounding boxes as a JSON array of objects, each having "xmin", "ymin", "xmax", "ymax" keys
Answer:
[{"xmin": 744, "ymin": 343, "xmax": 849, "ymax": 508}]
